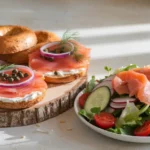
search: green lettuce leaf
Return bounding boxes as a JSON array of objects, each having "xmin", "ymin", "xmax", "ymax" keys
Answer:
[
  {"xmin": 144, "ymin": 106, "xmax": 150, "ymax": 116},
  {"xmin": 108, "ymin": 125, "xmax": 135, "ymax": 135},
  {"xmin": 84, "ymin": 76, "xmax": 96, "ymax": 93},
  {"xmin": 116, "ymin": 101, "xmax": 140, "ymax": 127},
  {"xmin": 78, "ymin": 109, "xmax": 93, "ymax": 121},
  {"xmin": 139, "ymin": 104, "xmax": 149, "ymax": 115},
  {"xmin": 114, "ymin": 64, "xmax": 139, "ymax": 74},
  {"xmin": 90, "ymin": 107, "xmax": 101, "ymax": 114}
]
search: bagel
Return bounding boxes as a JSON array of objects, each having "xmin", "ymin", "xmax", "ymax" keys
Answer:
[
  {"xmin": 29, "ymin": 40, "xmax": 90, "ymax": 84},
  {"xmin": 0, "ymin": 30, "xmax": 60, "ymax": 64},
  {"xmin": 44, "ymin": 69, "xmax": 87, "ymax": 84},
  {"xmin": 0, "ymin": 25, "xmax": 37, "ymax": 54},
  {"xmin": 35, "ymin": 31, "xmax": 60, "ymax": 44},
  {"xmin": 0, "ymin": 91, "xmax": 46, "ymax": 109}
]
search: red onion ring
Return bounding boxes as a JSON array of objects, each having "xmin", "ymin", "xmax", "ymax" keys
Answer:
[
  {"xmin": 0, "ymin": 65, "xmax": 34, "ymax": 88},
  {"xmin": 40, "ymin": 41, "xmax": 74, "ymax": 59}
]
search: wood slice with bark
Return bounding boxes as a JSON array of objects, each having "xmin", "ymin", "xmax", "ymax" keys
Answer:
[{"xmin": 0, "ymin": 77, "xmax": 87, "ymax": 127}]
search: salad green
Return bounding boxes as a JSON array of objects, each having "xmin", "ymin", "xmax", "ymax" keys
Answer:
[
  {"xmin": 78, "ymin": 64, "xmax": 150, "ymax": 136},
  {"xmin": 84, "ymin": 76, "xmax": 96, "ymax": 93},
  {"xmin": 114, "ymin": 64, "xmax": 139, "ymax": 74}
]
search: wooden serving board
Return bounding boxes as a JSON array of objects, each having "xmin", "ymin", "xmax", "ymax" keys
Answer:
[{"xmin": 0, "ymin": 77, "xmax": 87, "ymax": 127}]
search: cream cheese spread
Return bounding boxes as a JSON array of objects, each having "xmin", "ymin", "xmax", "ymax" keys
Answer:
[
  {"xmin": 0, "ymin": 91, "xmax": 42, "ymax": 103},
  {"xmin": 44, "ymin": 68, "xmax": 86, "ymax": 77}
]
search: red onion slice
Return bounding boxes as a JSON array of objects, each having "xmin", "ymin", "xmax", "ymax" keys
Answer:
[
  {"xmin": 110, "ymin": 102, "xmax": 127, "ymax": 109},
  {"xmin": 40, "ymin": 41, "xmax": 74, "ymax": 59},
  {"xmin": 112, "ymin": 97, "xmax": 136, "ymax": 104},
  {"xmin": 0, "ymin": 65, "xmax": 34, "ymax": 88}
]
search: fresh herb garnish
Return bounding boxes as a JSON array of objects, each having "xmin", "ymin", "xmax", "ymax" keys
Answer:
[
  {"xmin": 104, "ymin": 66, "xmax": 112, "ymax": 75},
  {"xmin": 61, "ymin": 30, "xmax": 79, "ymax": 44},
  {"xmin": 0, "ymin": 64, "xmax": 14, "ymax": 71},
  {"xmin": 115, "ymin": 64, "xmax": 139, "ymax": 74},
  {"xmin": 72, "ymin": 47, "xmax": 84, "ymax": 62},
  {"xmin": 104, "ymin": 64, "xmax": 138, "ymax": 76},
  {"xmin": 60, "ymin": 30, "xmax": 84, "ymax": 62},
  {"xmin": 84, "ymin": 76, "xmax": 96, "ymax": 93}
]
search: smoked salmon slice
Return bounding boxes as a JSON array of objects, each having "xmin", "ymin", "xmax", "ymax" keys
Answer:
[
  {"xmin": 0, "ymin": 72, "xmax": 47, "ymax": 98},
  {"xmin": 113, "ymin": 70, "xmax": 148, "ymax": 97},
  {"xmin": 29, "ymin": 40, "xmax": 90, "ymax": 73},
  {"xmin": 112, "ymin": 76, "xmax": 129, "ymax": 95},
  {"xmin": 133, "ymin": 67, "xmax": 150, "ymax": 80},
  {"xmin": 137, "ymin": 82, "xmax": 150, "ymax": 104}
]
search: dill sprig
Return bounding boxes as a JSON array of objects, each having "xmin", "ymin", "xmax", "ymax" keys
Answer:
[
  {"xmin": 72, "ymin": 47, "xmax": 84, "ymax": 62},
  {"xmin": 73, "ymin": 53, "xmax": 84, "ymax": 62},
  {"xmin": 0, "ymin": 64, "xmax": 14, "ymax": 71},
  {"xmin": 61, "ymin": 30, "xmax": 79, "ymax": 44},
  {"xmin": 60, "ymin": 30, "xmax": 84, "ymax": 62}
]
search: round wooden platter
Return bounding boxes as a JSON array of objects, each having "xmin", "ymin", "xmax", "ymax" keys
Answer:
[{"xmin": 0, "ymin": 77, "xmax": 87, "ymax": 128}]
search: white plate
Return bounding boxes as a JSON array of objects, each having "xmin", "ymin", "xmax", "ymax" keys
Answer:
[{"xmin": 74, "ymin": 90, "xmax": 150, "ymax": 143}]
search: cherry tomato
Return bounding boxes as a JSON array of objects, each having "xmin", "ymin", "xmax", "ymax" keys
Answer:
[
  {"xmin": 94, "ymin": 112, "xmax": 116, "ymax": 129},
  {"xmin": 79, "ymin": 92, "xmax": 90, "ymax": 108},
  {"xmin": 134, "ymin": 121, "xmax": 150, "ymax": 136}
]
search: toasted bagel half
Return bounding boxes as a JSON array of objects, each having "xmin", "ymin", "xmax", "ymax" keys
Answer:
[
  {"xmin": 0, "ymin": 30, "xmax": 60, "ymax": 64},
  {"xmin": 44, "ymin": 68, "xmax": 87, "ymax": 84},
  {"xmin": 0, "ymin": 90, "xmax": 46, "ymax": 109},
  {"xmin": 0, "ymin": 25, "xmax": 37, "ymax": 54}
]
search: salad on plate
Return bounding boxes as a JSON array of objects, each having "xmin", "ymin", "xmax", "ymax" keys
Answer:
[{"xmin": 77, "ymin": 64, "xmax": 150, "ymax": 136}]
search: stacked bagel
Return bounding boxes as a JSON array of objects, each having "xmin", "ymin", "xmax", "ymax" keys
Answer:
[{"xmin": 0, "ymin": 25, "xmax": 60, "ymax": 64}]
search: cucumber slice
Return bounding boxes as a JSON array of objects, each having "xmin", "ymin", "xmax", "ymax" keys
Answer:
[{"xmin": 84, "ymin": 86, "xmax": 111, "ymax": 115}]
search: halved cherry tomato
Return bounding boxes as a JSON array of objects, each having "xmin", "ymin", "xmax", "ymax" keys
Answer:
[
  {"xmin": 134, "ymin": 121, "xmax": 150, "ymax": 136},
  {"xmin": 79, "ymin": 92, "xmax": 90, "ymax": 108},
  {"xmin": 94, "ymin": 112, "xmax": 116, "ymax": 129}
]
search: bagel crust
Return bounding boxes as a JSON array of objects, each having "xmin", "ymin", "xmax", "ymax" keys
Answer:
[
  {"xmin": 44, "ymin": 68, "xmax": 87, "ymax": 83},
  {"xmin": 0, "ymin": 30, "xmax": 60, "ymax": 64},
  {"xmin": 0, "ymin": 25, "xmax": 37, "ymax": 54},
  {"xmin": 0, "ymin": 91, "xmax": 46, "ymax": 109},
  {"xmin": 35, "ymin": 31, "xmax": 60, "ymax": 44},
  {"xmin": 0, "ymin": 43, "xmax": 46, "ymax": 64}
]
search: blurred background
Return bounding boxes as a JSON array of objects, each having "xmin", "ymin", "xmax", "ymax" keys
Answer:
[{"xmin": 1, "ymin": 0, "xmax": 150, "ymax": 59}]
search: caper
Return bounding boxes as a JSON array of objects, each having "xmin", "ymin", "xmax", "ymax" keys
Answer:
[
  {"xmin": 54, "ymin": 71, "xmax": 58, "ymax": 75},
  {"xmin": 4, "ymin": 74, "xmax": 9, "ymax": 78},
  {"xmin": 46, "ymin": 57, "xmax": 54, "ymax": 62},
  {"xmin": 60, "ymin": 47, "xmax": 65, "ymax": 53},
  {"xmin": 0, "ymin": 73, "xmax": 5, "ymax": 77},
  {"xmin": 55, "ymin": 48, "xmax": 60, "ymax": 53},
  {"xmin": 49, "ymin": 58, "xmax": 54, "ymax": 62},
  {"xmin": 12, "ymin": 73, "xmax": 17, "ymax": 77},
  {"xmin": 8, "ymin": 77, "xmax": 14, "ymax": 83},
  {"xmin": 2, "ymin": 77, "xmax": 6, "ymax": 81},
  {"xmin": 14, "ymin": 76, "xmax": 20, "ymax": 81},
  {"xmin": 17, "ymin": 72, "xmax": 24, "ymax": 78},
  {"xmin": 12, "ymin": 69, "xmax": 18, "ymax": 74},
  {"xmin": 52, "ymin": 49, "xmax": 57, "ymax": 53},
  {"xmin": 44, "ymin": 48, "xmax": 49, "ymax": 52},
  {"xmin": 18, "ymin": 71, "xmax": 22, "ymax": 74},
  {"xmin": 24, "ymin": 73, "xmax": 28, "ymax": 77}
]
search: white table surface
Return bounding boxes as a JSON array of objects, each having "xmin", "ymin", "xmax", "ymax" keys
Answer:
[{"xmin": 1, "ymin": 0, "xmax": 150, "ymax": 149}]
